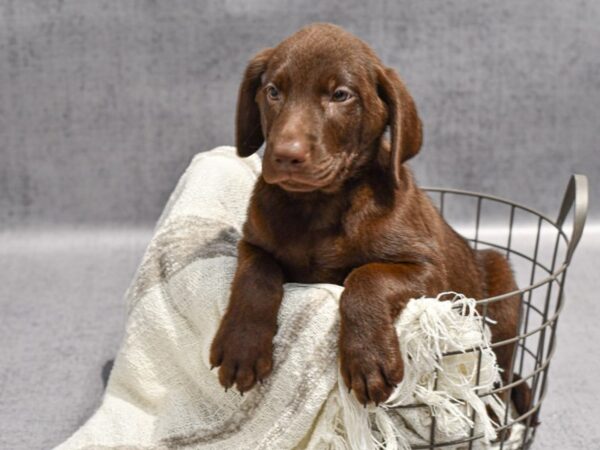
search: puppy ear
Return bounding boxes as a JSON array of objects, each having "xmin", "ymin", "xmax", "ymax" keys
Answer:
[
  {"xmin": 377, "ymin": 67, "xmax": 423, "ymax": 186},
  {"xmin": 235, "ymin": 48, "xmax": 273, "ymax": 157}
]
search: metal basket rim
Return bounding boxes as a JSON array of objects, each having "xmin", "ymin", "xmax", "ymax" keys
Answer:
[{"xmin": 422, "ymin": 186, "xmax": 570, "ymax": 306}]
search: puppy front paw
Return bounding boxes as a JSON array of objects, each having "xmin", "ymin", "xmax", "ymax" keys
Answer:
[
  {"xmin": 209, "ymin": 319, "xmax": 275, "ymax": 394},
  {"xmin": 339, "ymin": 325, "xmax": 404, "ymax": 406}
]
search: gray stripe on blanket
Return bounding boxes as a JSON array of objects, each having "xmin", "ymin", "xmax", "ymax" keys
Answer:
[
  {"xmin": 127, "ymin": 216, "xmax": 241, "ymax": 308},
  {"xmin": 80, "ymin": 446, "xmax": 168, "ymax": 450},
  {"xmin": 161, "ymin": 293, "xmax": 339, "ymax": 448}
]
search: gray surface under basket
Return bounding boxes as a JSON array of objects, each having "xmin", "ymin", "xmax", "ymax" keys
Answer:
[{"xmin": 0, "ymin": 225, "xmax": 598, "ymax": 450}]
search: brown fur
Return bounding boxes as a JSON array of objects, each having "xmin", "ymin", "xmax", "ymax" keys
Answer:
[{"xmin": 210, "ymin": 23, "xmax": 532, "ymax": 415}]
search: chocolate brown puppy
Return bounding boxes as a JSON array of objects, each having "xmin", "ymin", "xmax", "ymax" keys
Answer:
[{"xmin": 210, "ymin": 23, "xmax": 530, "ymax": 413}]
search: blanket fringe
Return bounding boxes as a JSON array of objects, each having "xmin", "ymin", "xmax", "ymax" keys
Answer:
[{"xmin": 331, "ymin": 293, "xmax": 507, "ymax": 449}]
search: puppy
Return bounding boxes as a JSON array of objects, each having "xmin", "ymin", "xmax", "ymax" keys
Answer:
[{"xmin": 210, "ymin": 23, "xmax": 531, "ymax": 414}]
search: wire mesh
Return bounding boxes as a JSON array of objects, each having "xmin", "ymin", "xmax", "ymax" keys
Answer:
[{"xmin": 396, "ymin": 174, "xmax": 589, "ymax": 449}]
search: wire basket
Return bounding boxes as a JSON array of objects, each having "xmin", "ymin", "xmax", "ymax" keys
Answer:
[{"xmin": 410, "ymin": 174, "xmax": 589, "ymax": 449}]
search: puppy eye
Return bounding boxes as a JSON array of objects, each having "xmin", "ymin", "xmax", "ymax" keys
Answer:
[
  {"xmin": 331, "ymin": 88, "xmax": 352, "ymax": 102},
  {"xmin": 266, "ymin": 85, "xmax": 280, "ymax": 101}
]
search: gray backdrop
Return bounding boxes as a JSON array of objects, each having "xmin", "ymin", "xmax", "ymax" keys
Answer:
[
  {"xmin": 1, "ymin": 1, "xmax": 599, "ymax": 449},
  {"xmin": 1, "ymin": 0, "xmax": 598, "ymax": 228}
]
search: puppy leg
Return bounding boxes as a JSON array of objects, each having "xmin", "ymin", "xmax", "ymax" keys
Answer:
[
  {"xmin": 339, "ymin": 262, "xmax": 443, "ymax": 406},
  {"xmin": 210, "ymin": 240, "xmax": 284, "ymax": 393},
  {"xmin": 477, "ymin": 249, "xmax": 538, "ymax": 425}
]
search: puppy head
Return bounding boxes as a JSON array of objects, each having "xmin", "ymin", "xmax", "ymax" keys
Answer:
[{"xmin": 236, "ymin": 23, "xmax": 422, "ymax": 193}]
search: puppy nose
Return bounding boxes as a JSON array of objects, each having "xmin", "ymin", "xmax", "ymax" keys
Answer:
[{"xmin": 271, "ymin": 140, "xmax": 309, "ymax": 169}]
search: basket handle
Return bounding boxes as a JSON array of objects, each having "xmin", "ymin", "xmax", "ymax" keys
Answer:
[{"xmin": 556, "ymin": 174, "xmax": 589, "ymax": 263}]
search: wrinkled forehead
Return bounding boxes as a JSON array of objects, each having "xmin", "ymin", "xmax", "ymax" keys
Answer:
[{"xmin": 264, "ymin": 31, "xmax": 378, "ymax": 91}]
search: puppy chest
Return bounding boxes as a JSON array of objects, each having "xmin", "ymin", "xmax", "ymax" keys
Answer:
[{"xmin": 273, "ymin": 235, "xmax": 355, "ymax": 284}]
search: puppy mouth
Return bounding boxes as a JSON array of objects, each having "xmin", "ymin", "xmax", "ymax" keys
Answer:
[
  {"xmin": 263, "ymin": 172, "xmax": 323, "ymax": 192},
  {"xmin": 263, "ymin": 164, "xmax": 340, "ymax": 193},
  {"xmin": 277, "ymin": 179, "xmax": 321, "ymax": 192}
]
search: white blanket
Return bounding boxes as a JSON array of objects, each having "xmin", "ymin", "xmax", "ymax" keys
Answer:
[{"xmin": 57, "ymin": 147, "xmax": 522, "ymax": 450}]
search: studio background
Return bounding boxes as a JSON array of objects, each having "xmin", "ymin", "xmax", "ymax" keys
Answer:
[{"xmin": 1, "ymin": 1, "xmax": 598, "ymax": 449}]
